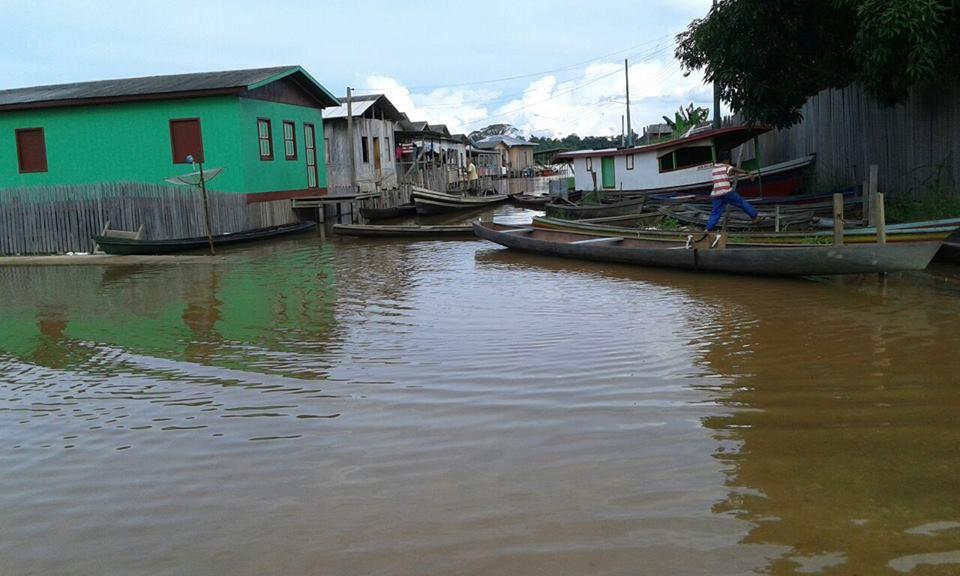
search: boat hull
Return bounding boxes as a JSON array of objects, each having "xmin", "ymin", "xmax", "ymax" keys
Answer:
[
  {"xmin": 412, "ymin": 187, "xmax": 509, "ymax": 214},
  {"xmin": 360, "ymin": 203, "xmax": 416, "ymax": 220},
  {"xmin": 332, "ymin": 224, "xmax": 473, "ymax": 237},
  {"xmin": 545, "ymin": 197, "xmax": 648, "ymax": 219},
  {"xmin": 93, "ymin": 221, "xmax": 317, "ymax": 255},
  {"xmin": 532, "ymin": 216, "xmax": 957, "ymax": 245},
  {"xmin": 510, "ymin": 194, "xmax": 551, "ymax": 208},
  {"xmin": 474, "ymin": 222, "xmax": 941, "ymax": 276}
]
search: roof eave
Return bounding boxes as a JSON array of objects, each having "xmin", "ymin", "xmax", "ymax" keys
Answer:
[
  {"xmin": 0, "ymin": 87, "xmax": 244, "ymax": 113},
  {"xmin": 249, "ymin": 66, "xmax": 340, "ymax": 107}
]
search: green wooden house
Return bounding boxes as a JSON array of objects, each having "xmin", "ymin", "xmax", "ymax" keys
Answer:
[{"xmin": 0, "ymin": 66, "xmax": 339, "ymax": 201}]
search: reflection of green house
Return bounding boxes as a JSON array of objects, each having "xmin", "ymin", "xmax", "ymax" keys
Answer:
[{"xmin": 0, "ymin": 66, "xmax": 339, "ymax": 200}]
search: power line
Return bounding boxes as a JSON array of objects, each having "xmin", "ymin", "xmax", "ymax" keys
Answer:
[
  {"xmin": 459, "ymin": 56, "xmax": 687, "ymax": 132},
  {"xmin": 410, "ymin": 42, "xmax": 674, "ymax": 111},
  {"xmin": 352, "ymin": 34, "xmax": 675, "ymax": 93},
  {"xmin": 457, "ymin": 66, "xmax": 627, "ymax": 131}
]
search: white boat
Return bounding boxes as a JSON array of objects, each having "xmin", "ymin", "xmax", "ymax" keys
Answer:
[{"xmin": 555, "ymin": 126, "xmax": 814, "ymax": 199}]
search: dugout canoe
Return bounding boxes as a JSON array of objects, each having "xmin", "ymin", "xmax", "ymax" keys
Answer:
[
  {"xmin": 474, "ymin": 221, "xmax": 941, "ymax": 276},
  {"xmin": 531, "ymin": 216, "xmax": 958, "ymax": 245},
  {"xmin": 360, "ymin": 203, "xmax": 416, "ymax": 220},
  {"xmin": 411, "ymin": 186, "xmax": 509, "ymax": 214},
  {"xmin": 510, "ymin": 194, "xmax": 552, "ymax": 208},
  {"xmin": 93, "ymin": 221, "xmax": 317, "ymax": 255},
  {"xmin": 544, "ymin": 196, "xmax": 649, "ymax": 219},
  {"xmin": 332, "ymin": 223, "xmax": 474, "ymax": 237}
]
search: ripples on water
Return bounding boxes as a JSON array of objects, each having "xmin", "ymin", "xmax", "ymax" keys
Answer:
[{"xmin": 1, "ymin": 205, "xmax": 959, "ymax": 575}]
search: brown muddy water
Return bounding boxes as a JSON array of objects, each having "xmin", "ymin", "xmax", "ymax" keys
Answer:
[{"xmin": 1, "ymin": 205, "xmax": 959, "ymax": 576}]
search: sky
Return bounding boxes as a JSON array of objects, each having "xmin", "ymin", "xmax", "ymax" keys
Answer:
[{"xmin": 0, "ymin": 0, "xmax": 720, "ymax": 138}]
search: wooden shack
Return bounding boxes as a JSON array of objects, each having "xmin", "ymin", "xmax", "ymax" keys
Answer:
[
  {"xmin": 322, "ymin": 94, "xmax": 404, "ymax": 193},
  {"xmin": 474, "ymin": 135, "xmax": 537, "ymax": 177}
]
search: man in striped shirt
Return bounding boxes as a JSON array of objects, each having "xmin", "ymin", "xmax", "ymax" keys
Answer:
[{"xmin": 707, "ymin": 152, "xmax": 759, "ymax": 231}]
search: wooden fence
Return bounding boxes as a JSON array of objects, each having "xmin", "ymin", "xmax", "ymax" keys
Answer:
[
  {"xmin": 0, "ymin": 182, "xmax": 296, "ymax": 255},
  {"xmin": 748, "ymin": 77, "xmax": 960, "ymax": 200}
]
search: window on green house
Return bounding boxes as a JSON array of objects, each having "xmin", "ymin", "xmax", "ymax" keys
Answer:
[
  {"xmin": 283, "ymin": 121, "xmax": 297, "ymax": 160},
  {"xmin": 361, "ymin": 136, "xmax": 369, "ymax": 163},
  {"xmin": 257, "ymin": 118, "xmax": 273, "ymax": 161},
  {"xmin": 169, "ymin": 119, "xmax": 203, "ymax": 164},
  {"xmin": 15, "ymin": 128, "xmax": 47, "ymax": 173}
]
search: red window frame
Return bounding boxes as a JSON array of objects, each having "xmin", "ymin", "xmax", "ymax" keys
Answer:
[
  {"xmin": 16, "ymin": 128, "xmax": 48, "ymax": 173},
  {"xmin": 282, "ymin": 121, "xmax": 297, "ymax": 160},
  {"xmin": 257, "ymin": 118, "xmax": 274, "ymax": 161},
  {"xmin": 169, "ymin": 118, "xmax": 204, "ymax": 164}
]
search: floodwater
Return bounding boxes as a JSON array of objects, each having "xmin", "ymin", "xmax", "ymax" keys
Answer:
[{"xmin": 1, "ymin": 205, "xmax": 959, "ymax": 576}]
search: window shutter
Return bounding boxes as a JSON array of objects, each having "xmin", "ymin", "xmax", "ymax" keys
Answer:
[
  {"xmin": 170, "ymin": 119, "xmax": 204, "ymax": 164},
  {"xmin": 16, "ymin": 129, "xmax": 48, "ymax": 173}
]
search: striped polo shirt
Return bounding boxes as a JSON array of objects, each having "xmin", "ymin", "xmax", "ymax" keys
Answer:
[{"xmin": 711, "ymin": 163, "xmax": 734, "ymax": 197}]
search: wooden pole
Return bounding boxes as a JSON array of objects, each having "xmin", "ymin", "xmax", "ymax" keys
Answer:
[
  {"xmin": 197, "ymin": 161, "xmax": 215, "ymax": 256},
  {"xmin": 774, "ymin": 205, "xmax": 781, "ymax": 232},
  {"xmin": 875, "ymin": 192, "xmax": 886, "ymax": 245},
  {"xmin": 867, "ymin": 164, "xmax": 878, "ymax": 226},
  {"xmin": 832, "ymin": 193, "xmax": 844, "ymax": 246},
  {"xmin": 876, "ymin": 192, "xmax": 886, "ymax": 282},
  {"xmin": 624, "ymin": 59, "xmax": 632, "ymax": 146},
  {"xmin": 862, "ymin": 180, "xmax": 870, "ymax": 226},
  {"xmin": 347, "ymin": 87, "xmax": 357, "ymax": 191}
]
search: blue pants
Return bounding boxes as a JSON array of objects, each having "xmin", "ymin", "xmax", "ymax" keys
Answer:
[{"xmin": 706, "ymin": 191, "xmax": 758, "ymax": 231}]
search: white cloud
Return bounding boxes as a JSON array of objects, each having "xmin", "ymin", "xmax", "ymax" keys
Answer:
[{"xmin": 365, "ymin": 55, "xmax": 726, "ymax": 138}]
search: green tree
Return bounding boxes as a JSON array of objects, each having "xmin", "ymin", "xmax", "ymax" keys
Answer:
[
  {"xmin": 676, "ymin": 0, "xmax": 960, "ymax": 127},
  {"xmin": 662, "ymin": 103, "xmax": 711, "ymax": 136}
]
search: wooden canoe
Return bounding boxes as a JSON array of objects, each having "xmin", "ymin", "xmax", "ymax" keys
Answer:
[
  {"xmin": 531, "ymin": 216, "xmax": 958, "ymax": 245},
  {"xmin": 411, "ymin": 186, "xmax": 509, "ymax": 214},
  {"xmin": 93, "ymin": 221, "xmax": 317, "ymax": 255},
  {"xmin": 332, "ymin": 223, "xmax": 474, "ymax": 237},
  {"xmin": 474, "ymin": 221, "xmax": 941, "ymax": 276},
  {"xmin": 510, "ymin": 194, "xmax": 552, "ymax": 207},
  {"xmin": 360, "ymin": 203, "xmax": 416, "ymax": 220},
  {"xmin": 544, "ymin": 196, "xmax": 648, "ymax": 219}
]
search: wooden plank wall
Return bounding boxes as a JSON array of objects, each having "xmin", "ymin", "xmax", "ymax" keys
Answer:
[
  {"xmin": 323, "ymin": 117, "xmax": 399, "ymax": 192},
  {"xmin": 0, "ymin": 182, "xmax": 296, "ymax": 255},
  {"xmin": 751, "ymin": 78, "xmax": 959, "ymax": 200}
]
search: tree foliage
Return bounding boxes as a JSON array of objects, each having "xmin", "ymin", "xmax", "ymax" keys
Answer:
[
  {"xmin": 676, "ymin": 0, "xmax": 960, "ymax": 128},
  {"xmin": 468, "ymin": 123, "xmax": 522, "ymax": 140},
  {"xmin": 662, "ymin": 103, "xmax": 711, "ymax": 136},
  {"xmin": 529, "ymin": 133, "xmax": 629, "ymax": 151}
]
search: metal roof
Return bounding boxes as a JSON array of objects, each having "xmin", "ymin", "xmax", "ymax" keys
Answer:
[
  {"xmin": 555, "ymin": 126, "xmax": 770, "ymax": 160},
  {"xmin": 475, "ymin": 135, "xmax": 535, "ymax": 149},
  {"xmin": 323, "ymin": 93, "xmax": 405, "ymax": 121},
  {"xmin": 0, "ymin": 66, "xmax": 340, "ymax": 111}
]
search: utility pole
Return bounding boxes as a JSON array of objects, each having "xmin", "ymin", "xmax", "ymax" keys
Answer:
[
  {"xmin": 621, "ymin": 115, "xmax": 625, "ymax": 147},
  {"xmin": 624, "ymin": 58, "xmax": 633, "ymax": 146},
  {"xmin": 346, "ymin": 86, "xmax": 357, "ymax": 190},
  {"xmin": 712, "ymin": 0, "xmax": 721, "ymax": 129}
]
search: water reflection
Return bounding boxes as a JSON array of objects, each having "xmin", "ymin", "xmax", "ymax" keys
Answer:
[
  {"xmin": 478, "ymin": 248, "xmax": 960, "ymax": 574},
  {"xmin": 1, "ymin": 219, "xmax": 958, "ymax": 576}
]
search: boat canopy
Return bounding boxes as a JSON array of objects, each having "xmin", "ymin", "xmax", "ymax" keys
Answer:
[{"xmin": 554, "ymin": 126, "xmax": 771, "ymax": 161}]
